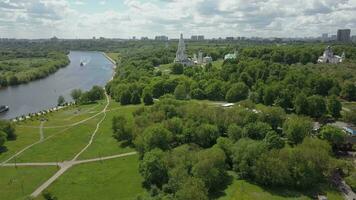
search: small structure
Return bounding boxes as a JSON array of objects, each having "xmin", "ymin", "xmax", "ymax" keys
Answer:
[
  {"xmin": 203, "ymin": 56, "xmax": 213, "ymax": 64},
  {"xmin": 224, "ymin": 51, "xmax": 238, "ymax": 60},
  {"xmin": 317, "ymin": 46, "xmax": 345, "ymax": 64}
]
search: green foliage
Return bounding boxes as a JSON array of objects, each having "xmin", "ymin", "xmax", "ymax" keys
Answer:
[
  {"xmin": 307, "ymin": 95, "xmax": 326, "ymax": 118},
  {"xmin": 79, "ymin": 86, "xmax": 105, "ymax": 104},
  {"xmin": 0, "ymin": 131, "xmax": 7, "ymax": 148},
  {"xmin": 175, "ymin": 177, "xmax": 209, "ymax": 200},
  {"xmin": 112, "ymin": 115, "xmax": 133, "ymax": 144},
  {"xmin": 225, "ymin": 82, "xmax": 249, "ymax": 103},
  {"xmin": 0, "ymin": 120, "xmax": 16, "ymax": 140},
  {"xmin": 139, "ymin": 149, "xmax": 168, "ymax": 188},
  {"xmin": 131, "ymin": 90, "xmax": 142, "ymax": 105},
  {"xmin": 57, "ymin": 95, "xmax": 65, "ymax": 106},
  {"xmin": 174, "ymin": 84, "xmax": 187, "ymax": 100},
  {"xmin": 327, "ymin": 95, "xmax": 342, "ymax": 118},
  {"xmin": 135, "ymin": 125, "xmax": 173, "ymax": 155},
  {"xmin": 143, "ymin": 88, "xmax": 154, "ymax": 106},
  {"xmin": 192, "ymin": 124, "xmax": 220, "ymax": 148},
  {"xmin": 171, "ymin": 63, "xmax": 184, "ymax": 75},
  {"xmin": 242, "ymin": 122, "xmax": 272, "ymax": 140},
  {"xmin": 341, "ymin": 82, "xmax": 356, "ymax": 101},
  {"xmin": 192, "ymin": 147, "xmax": 229, "ymax": 193},
  {"xmin": 227, "ymin": 124, "xmax": 243, "ymax": 142},
  {"xmin": 283, "ymin": 115, "xmax": 312, "ymax": 145},
  {"xmin": 294, "ymin": 93, "xmax": 309, "ymax": 115},
  {"xmin": 232, "ymin": 138, "xmax": 268, "ymax": 178},
  {"xmin": 120, "ymin": 88, "xmax": 132, "ymax": 105},
  {"xmin": 70, "ymin": 89, "xmax": 82, "ymax": 102},
  {"xmin": 264, "ymin": 131, "xmax": 285, "ymax": 150},
  {"xmin": 320, "ymin": 125, "xmax": 346, "ymax": 147}
]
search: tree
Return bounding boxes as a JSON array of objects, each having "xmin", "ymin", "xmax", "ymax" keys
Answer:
[
  {"xmin": 120, "ymin": 88, "xmax": 132, "ymax": 105},
  {"xmin": 307, "ymin": 95, "xmax": 326, "ymax": 118},
  {"xmin": 174, "ymin": 84, "xmax": 187, "ymax": 100},
  {"xmin": 171, "ymin": 63, "xmax": 184, "ymax": 74},
  {"xmin": 0, "ymin": 120, "xmax": 16, "ymax": 140},
  {"xmin": 192, "ymin": 147, "xmax": 229, "ymax": 193},
  {"xmin": 175, "ymin": 177, "xmax": 209, "ymax": 200},
  {"xmin": 320, "ymin": 125, "xmax": 346, "ymax": 147},
  {"xmin": 232, "ymin": 138, "xmax": 268, "ymax": 178},
  {"xmin": 192, "ymin": 124, "xmax": 220, "ymax": 148},
  {"xmin": 294, "ymin": 93, "xmax": 309, "ymax": 115},
  {"xmin": 341, "ymin": 82, "xmax": 356, "ymax": 101},
  {"xmin": 327, "ymin": 95, "xmax": 342, "ymax": 118},
  {"xmin": 283, "ymin": 115, "xmax": 312, "ymax": 145},
  {"xmin": 264, "ymin": 131, "xmax": 284, "ymax": 149},
  {"xmin": 70, "ymin": 89, "xmax": 82, "ymax": 102},
  {"xmin": 57, "ymin": 95, "xmax": 65, "ymax": 106},
  {"xmin": 0, "ymin": 131, "xmax": 7, "ymax": 149},
  {"xmin": 139, "ymin": 149, "xmax": 168, "ymax": 188},
  {"xmin": 88, "ymin": 86, "xmax": 105, "ymax": 101},
  {"xmin": 259, "ymin": 106, "xmax": 286, "ymax": 130},
  {"xmin": 227, "ymin": 124, "xmax": 243, "ymax": 142},
  {"xmin": 135, "ymin": 125, "xmax": 173, "ymax": 154},
  {"xmin": 255, "ymin": 151, "xmax": 291, "ymax": 186},
  {"xmin": 42, "ymin": 190, "xmax": 58, "ymax": 200},
  {"xmin": 131, "ymin": 90, "xmax": 141, "ymax": 104},
  {"xmin": 143, "ymin": 88, "xmax": 154, "ymax": 105},
  {"xmin": 225, "ymin": 82, "xmax": 249, "ymax": 103},
  {"xmin": 112, "ymin": 115, "xmax": 132, "ymax": 143},
  {"xmin": 242, "ymin": 122, "xmax": 272, "ymax": 140},
  {"xmin": 191, "ymin": 88, "xmax": 205, "ymax": 100}
]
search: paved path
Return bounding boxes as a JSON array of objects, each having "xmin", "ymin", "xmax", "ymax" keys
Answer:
[{"xmin": 1, "ymin": 152, "xmax": 137, "ymax": 167}]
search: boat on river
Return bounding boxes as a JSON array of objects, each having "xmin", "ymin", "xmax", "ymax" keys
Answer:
[{"xmin": 0, "ymin": 105, "xmax": 9, "ymax": 113}]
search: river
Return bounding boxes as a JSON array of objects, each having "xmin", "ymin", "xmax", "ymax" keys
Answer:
[{"xmin": 0, "ymin": 51, "xmax": 115, "ymax": 120}]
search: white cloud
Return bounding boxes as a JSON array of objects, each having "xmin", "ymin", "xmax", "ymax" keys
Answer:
[{"xmin": 0, "ymin": 0, "xmax": 355, "ymax": 38}]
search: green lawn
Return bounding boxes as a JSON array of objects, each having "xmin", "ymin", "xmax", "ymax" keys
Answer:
[
  {"xmin": 0, "ymin": 122, "xmax": 40, "ymax": 163},
  {"xmin": 0, "ymin": 166, "xmax": 57, "ymax": 200},
  {"xmin": 157, "ymin": 63, "xmax": 173, "ymax": 74},
  {"xmin": 36, "ymin": 154, "xmax": 145, "ymax": 200},
  {"xmin": 78, "ymin": 104, "xmax": 138, "ymax": 159},
  {"xmin": 219, "ymin": 178, "xmax": 343, "ymax": 200},
  {"xmin": 106, "ymin": 52, "xmax": 120, "ymax": 63},
  {"xmin": 14, "ymin": 115, "xmax": 103, "ymax": 163}
]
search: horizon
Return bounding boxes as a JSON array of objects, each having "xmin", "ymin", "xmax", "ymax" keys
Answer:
[{"xmin": 0, "ymin": 0, "xmax": 355, "ymax": 39}]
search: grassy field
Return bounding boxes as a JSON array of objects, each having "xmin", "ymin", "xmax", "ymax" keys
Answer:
[
  {"xmin": 219, "ymin": 175, "xmax": 343, "ymax": 200},
  {"xmin": 15, "ymin": 115, "xmax": 103, "ymax": 163},
  {"xmin": 36, "ymin": 154, "xmax": 145, "ymax": 200},
  {"xmin": 78, "ymin": 101, "xmax": 138, "ymax": 159},
  {"xmin": 106, "ymin": 52, "xmax": 120, "ymax": 63},
  {"xmin": 0, "ymin": 166, "xmax": 58, "ymax": 200}
]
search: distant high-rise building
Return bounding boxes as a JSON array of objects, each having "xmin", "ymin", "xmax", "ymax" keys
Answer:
[
  {"xmin": 197, "ymin": 35, "xmax": 204, "ymax": 40},
  {"xmin": 226, "ymin": 37, "xmax": 234, "ymax": 41},
  {"xmin": 351, "ymin": 35, "xmax": 356, "ymax": 42},
  {"xmin": 155, "ymin": 35, "xmax": 168, "ymax": 41},
  {"xmin": 321, "ymin": 33, "xmax": 328, "ymax": 42},
  {"xmin": 141, "ymin": 37, "xmax": 149, "ymax": 40},
  {"xmin": 337, "ymin": 29, "xmax": 351, "ymax": 42},
  {"xmin": 331, "ymin": 35, "xmax": 337, "ymax": 41},
  {"xmin": 132, "ymin": 36, "xmax": 136, "ymax": 40},
  {"xmin": 191, "ymin": 35, "xmax": 205, "ymax": 41}
]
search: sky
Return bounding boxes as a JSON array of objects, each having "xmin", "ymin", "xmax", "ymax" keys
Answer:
[{"xmin": 0, "ymin": 0, "xmax": 355, "ymax": 39}]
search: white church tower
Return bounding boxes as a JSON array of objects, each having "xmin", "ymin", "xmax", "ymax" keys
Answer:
[{"xmin": 174, "ymin": 34, "xmax": 192, "ymax": 66}]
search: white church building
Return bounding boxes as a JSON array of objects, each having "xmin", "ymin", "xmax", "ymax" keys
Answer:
[{"xmin": 318, "ymin": 46, "xmax": 345, "ymax": 64}]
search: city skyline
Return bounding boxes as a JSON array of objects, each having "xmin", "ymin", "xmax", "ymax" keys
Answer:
[{"xmin": 0, "ymin": 0, "xmax": 356, "ymax": 39}]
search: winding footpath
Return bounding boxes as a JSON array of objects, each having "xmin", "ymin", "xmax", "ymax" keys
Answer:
[{"xmin": 0, "ymin": 92, "xmax": 138, "ymax": 198}]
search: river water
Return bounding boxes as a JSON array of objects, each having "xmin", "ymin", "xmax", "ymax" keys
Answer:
[{"xmin": 0, "ymin": 51, "xmax": 115, "ymax": 120}]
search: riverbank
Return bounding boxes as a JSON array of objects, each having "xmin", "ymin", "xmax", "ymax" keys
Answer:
[{"xmin": 0, "ymin": 51, "xmax": 115, "ymax": 120}]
